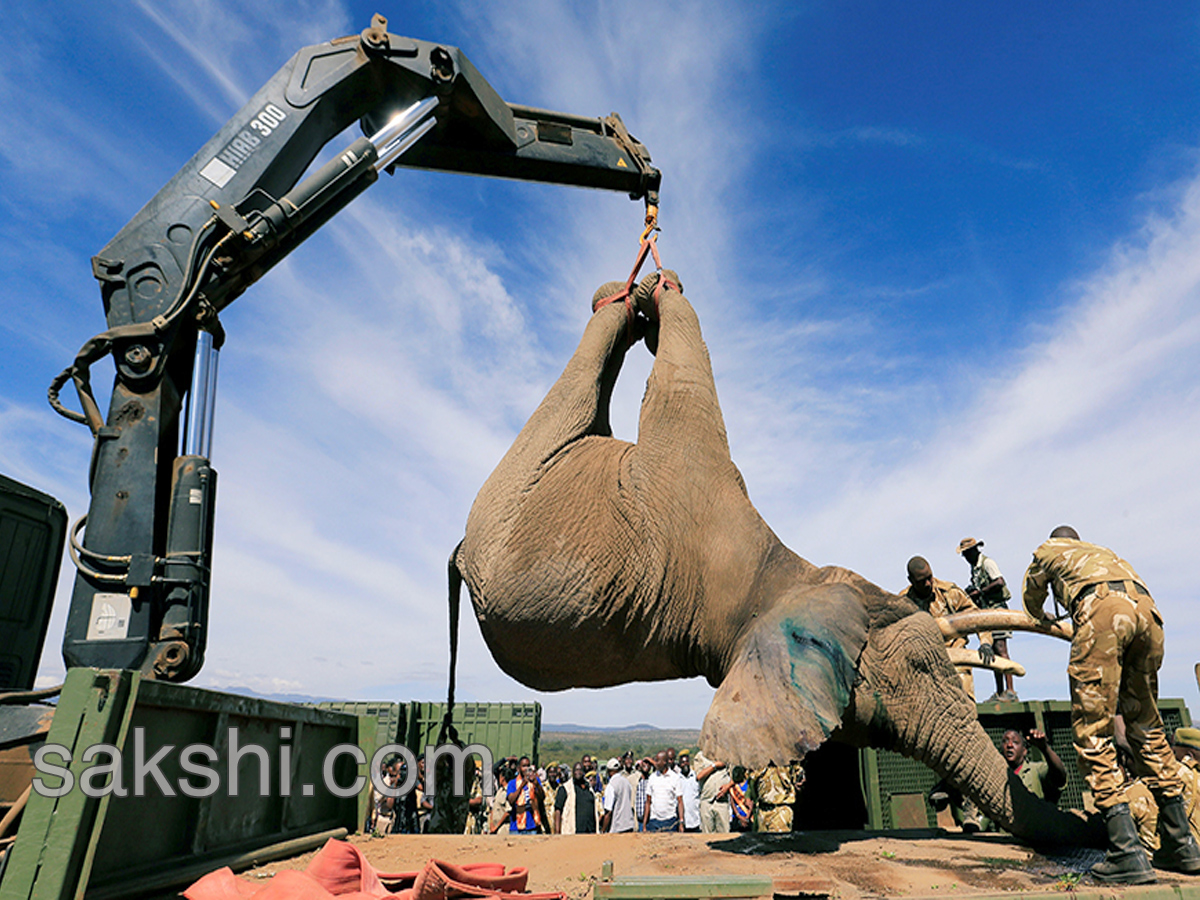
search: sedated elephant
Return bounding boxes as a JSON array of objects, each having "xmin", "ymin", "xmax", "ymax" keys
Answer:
[{"xmin": 453, "ymin": 269, "xmax": 1092, "ymax": 844}]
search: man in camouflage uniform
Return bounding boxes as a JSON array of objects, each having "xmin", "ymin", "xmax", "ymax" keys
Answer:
[
  {"xmin": 1174, "ymin": 729, "xmax": 1200, "ymax": 835},
  {"xmin": 1127, "ymin": 779, "xmax": 1162, "ymax": 851},
  {"xmin": 464, "ymin": 760, "xmax": 486, "ymax": 834},
  {"xmin": 901, "ymin": 556, "xmax": 986, "ymax": 696},
  {"xmin": 751, "ymin": 761, "xmax": 802, "ymax": 832},
  {"xmin": 958, "ymin": 537, "xmax": 1017, "ymax": 701},
  {"xmin": 1023, "ymin": 525, "xmax": 1200, "ymax": 882},
  {"xmin": 1130, "ymin": 729, "xmax": 1200, "ymax": 853}
]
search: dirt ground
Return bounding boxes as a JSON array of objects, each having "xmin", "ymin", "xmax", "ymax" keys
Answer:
[{"xmin": 231, "ymin": 830, "xmax": 1197, "ymax": 899}]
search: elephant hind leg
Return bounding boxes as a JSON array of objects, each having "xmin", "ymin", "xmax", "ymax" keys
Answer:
[
  {"xmin": 462, "ymin": 289, "xmax": 643, "ymax": 613},
  {"xmin": 479, "ymin": 295, "xmax": 638, "ymax": 490}
]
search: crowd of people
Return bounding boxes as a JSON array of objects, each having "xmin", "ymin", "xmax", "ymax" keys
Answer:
[
  {"xmin": 365, "ymin": 744, "xmax": 800, "ymax": 837},
  {"xmin": 464, "ymin": 747, "xmax": 802, "ymax": 835}
]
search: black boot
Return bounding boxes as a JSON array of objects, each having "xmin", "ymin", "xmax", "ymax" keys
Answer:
[
  {"xmin": 1091, "ymin": 803, "xmax": 1156, "ymax": 884},
  {"xmin": 1153, "ymin": 795, "xmax": 1200, "ymax": 874}
]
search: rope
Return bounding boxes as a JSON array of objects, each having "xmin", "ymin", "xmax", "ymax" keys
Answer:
[
  {"xmin": 593, "ymin": 199, "xmax": 665, "ymax": 318},
  {"xmin": 440, "ymin": 542, "xmax": 463, "ymax": 747}
]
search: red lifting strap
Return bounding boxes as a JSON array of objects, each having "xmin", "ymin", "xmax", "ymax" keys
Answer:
[{"xmin": 593, "ymin": 232, "xmax": 675, "ymax": 330}]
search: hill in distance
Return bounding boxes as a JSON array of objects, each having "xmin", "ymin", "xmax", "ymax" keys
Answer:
[{"xmin": 539, "ymin": 724, "xmax": 702, "ymax": 763}]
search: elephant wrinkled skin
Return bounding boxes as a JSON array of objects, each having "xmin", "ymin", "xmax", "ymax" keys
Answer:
[{"xmin": 455, "ymin": 271, "xmax": 1093, "ymax": 845}]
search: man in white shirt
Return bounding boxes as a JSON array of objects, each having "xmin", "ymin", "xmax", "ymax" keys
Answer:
[
  {"xmin": 678, "ymin": 751, "xmax": 702, "ymax": 832},
  {"xmin": 601, "ymin": 758, "xmax": 636, "ymax": 832},
  {"xmin": 643, "ymin": 751, "xmax": 683, "ymax": 832}
]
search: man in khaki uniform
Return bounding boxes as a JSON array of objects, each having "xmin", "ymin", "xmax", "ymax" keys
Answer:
[
  {"xmin": 752, "ymin": 762, "xmax": 801, "ymax": 833},
  {"xmin": 1173, "ymin": 728, "xmax": 1200, "ymax": 835},
  {"xmin": 979, "ymin": 729, "xmax": 1068, "ymax": 833},
  {"xmin": 1134, "ymin": 729, "xmax": 1200, "ymax": 852},
  {"xmin": 1128, "ymin": 779, "xmax": 1162, "ymax": 851},
  {"xmin": 1023, "ymin": 526, "xmax": 1200, "ymax": 882},
  {"xmin": 900, "ymin": 556, "xmax": 986, "ymax": 695}
]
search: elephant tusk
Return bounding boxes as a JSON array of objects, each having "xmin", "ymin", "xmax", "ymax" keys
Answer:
[
  {"xmin": 937, "ymin": 609, "xmax": 1073, "ymax": 642},
  {"xmin": 946, "ymin": 647, "xmax": 1026, "ymax": 675}
]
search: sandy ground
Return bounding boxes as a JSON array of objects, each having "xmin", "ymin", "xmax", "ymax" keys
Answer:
[{"xmin": 231, "ymin": 830, "xmax": 1198, "ymax": 899}]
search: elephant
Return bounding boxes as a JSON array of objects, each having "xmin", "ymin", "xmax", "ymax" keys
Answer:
[{"xmin": 452, "ymin": 268, "xmax": 1094, "ymax": 845}]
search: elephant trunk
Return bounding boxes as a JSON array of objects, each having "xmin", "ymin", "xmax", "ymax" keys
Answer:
[
  {"xmin": 848, "ymin": 611, "xmax": 1099, "ymax": 846},
  {"xmin": 912, "ymin": 712, "xmax": 1095, "ymax": 845}
]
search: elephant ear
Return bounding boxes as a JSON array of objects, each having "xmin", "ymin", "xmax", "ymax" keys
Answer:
[{"xmin": 700, "ymin": 581, "xmax": 870, "ymax": 767}]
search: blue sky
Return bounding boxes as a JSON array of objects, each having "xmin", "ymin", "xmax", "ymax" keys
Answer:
[{"xmin": 5, "ymin": 1, "xmax": 1200, "ymax": 727}]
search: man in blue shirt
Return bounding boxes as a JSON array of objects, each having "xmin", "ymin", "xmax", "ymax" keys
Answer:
[{"xmin": 506, "ymin": 756, "xmax": 546, "ymax": 834}]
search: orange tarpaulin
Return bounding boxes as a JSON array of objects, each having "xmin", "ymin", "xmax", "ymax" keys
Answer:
[{"xmin": 185, "ymin": 840, "xmax": 566, "ymax": 900}]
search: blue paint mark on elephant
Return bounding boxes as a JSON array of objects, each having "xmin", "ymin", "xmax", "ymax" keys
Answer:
[{"xmin": 782, "ymin": 618, "xmax": 857, "ymax": 734}]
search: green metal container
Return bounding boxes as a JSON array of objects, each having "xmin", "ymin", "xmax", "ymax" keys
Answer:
[
  {"xmin": 0, "ymin": 474, "xmax": 67, "ymax": 691},
  {"xmin": 859, "ymin": 697, "xmax": 1193, "ymax": 830},
  {"xmin": 405, "ymin": 701, "xmax": 540, "ymax": 764},
  {"xmin": 311, "ymin": 701, "xmax": 407, "ymax": 753},
  {"xmin": 1, "ymin": 669, "xmax": 367, "ymax": 900}
]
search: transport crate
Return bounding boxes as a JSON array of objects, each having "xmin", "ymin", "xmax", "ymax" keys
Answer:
[
  {"xmin": 2, "ymin": 669, "xmax": 364, "ymax": 900},
  {"xmin": 405, "ymin": 701, "xmax": 540, "ymax": 765},
  {"xmin": 311, "ymin": 701, "xmax": 406, "ymax": 754}
]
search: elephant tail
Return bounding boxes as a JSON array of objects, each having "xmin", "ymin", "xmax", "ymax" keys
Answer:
[{"xmin": 439, "ymin": 541, "xmax": 465, "ymax": 746}]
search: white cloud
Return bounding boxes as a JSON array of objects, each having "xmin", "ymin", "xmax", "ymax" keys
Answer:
[
  {"xmin": 131, "ymin": 0, "xmax": 353, "ymax": 114},
  {"xmin": 758, "ymin": 170, "xmax": 1200, "ymax": 704}
]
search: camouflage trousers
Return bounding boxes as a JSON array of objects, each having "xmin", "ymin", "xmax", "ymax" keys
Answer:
[
  {"xmin": 1069, "ymin": 583, "xmax": 1183, "ymax": 809},
  {"xmin": 1126, "ymin": 767, "xmax": 1200, "ymax": 852},
  {"xmin": 1126, "ymin": 780, "xmax": 1161, "ymax": 851},
  {"xmin": 756, "ymin": 803, "xmax": 793, "ymax": 833}
]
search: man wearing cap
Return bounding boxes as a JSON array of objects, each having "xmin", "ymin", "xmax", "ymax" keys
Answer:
[
  {"xmin": 1023, "ymin": 526, "xmax": 1200, "ymax": 882},
  {"xmin": 1172, "ymin": 729, "xmax": 1200, "ymax": 840},
  {"xmin": 900, "ymin": 555, "xmax": 985, "ymax": 696},
  {"xmin": 601, "ymin": 758, "xmax": 636, "ymax": 832},
  {"xmin": 958, "ymin": 537, "xmax": 1016, "ymax": 701},
  {"xmin": 1127, "ymin": 728, "xmax": 1200, "ymax": 854}
]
